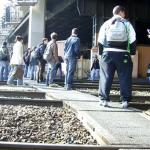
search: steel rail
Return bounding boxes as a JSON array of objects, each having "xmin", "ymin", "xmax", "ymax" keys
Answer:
[
  {"xmin": 0, "ymin": 142, "xmax": 149, "ymax": 150},
  {"xmin": 0, "ymin": 98, "xmax": 63, "ymax": 107},
  {"xmin": 0, "ymin": 90, "xmax": 45, "ymax": 99},
  {"xmin": 95, "ymin": 92, "xmax": 150, "ymax": 102},
  {"xmin": 55, "ymin": 82, "xmax": 150, "ymax": 91},
  {"xmin": 0, "ymin": 81, "xmax": 7, "ymax": 85},
  {"xmin": 54, "ymin": 79, "xmax": 149, "ymax": 85}
]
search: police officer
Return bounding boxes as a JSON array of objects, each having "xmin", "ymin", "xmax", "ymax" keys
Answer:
[{"xmin": 98, "ymin": 5, "xmax": 136, "ymax": 108}]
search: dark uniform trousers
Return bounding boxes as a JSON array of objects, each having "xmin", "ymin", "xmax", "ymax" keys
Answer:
[{"xmin": 99, "ymin": 51, "xmax": 133, "ymax": 102}]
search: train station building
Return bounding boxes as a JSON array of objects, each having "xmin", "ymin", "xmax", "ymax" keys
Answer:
[
  {"xmin": 0, "ymin": 1, "xmax": 150, "ymax": 147},
  {"xmin": 5, "ymin": 0, "xmax": 150, "ymax": 79}
]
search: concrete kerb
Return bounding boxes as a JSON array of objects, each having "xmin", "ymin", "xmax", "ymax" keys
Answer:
[
  {"xmin": 64, "ymin": 101, "xmax": 116, "ymax": 145},
  {"xmin": 63, "ymin": 100, "xmax": 150, "ymax": 146}
]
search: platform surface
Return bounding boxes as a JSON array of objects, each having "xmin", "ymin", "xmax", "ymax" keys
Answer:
[{"xmin": 24, "ymin": 79, "xmax": 150, "ymax": 146}]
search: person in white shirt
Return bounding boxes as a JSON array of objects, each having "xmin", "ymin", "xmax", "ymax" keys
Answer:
[
  {"xmin": 7, "ymin": 36, "xmax": 24, "ymax": 85},
  {"xmin": 98, "ymin": 5, "xmax": 136, "ymax": 108}
]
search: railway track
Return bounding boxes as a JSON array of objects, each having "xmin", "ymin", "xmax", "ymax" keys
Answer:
[
  {"xmin": 0, "ymin": 142, "xmax": 149, "ymax": 150},
  {"xmin": 53, "ymin": 79, "xmax": 150, "ymax": 110},
  {"xmin": 0, "ymin": 82, "xmax": 149, "ymax": 148},
  {"xmin": 77, "ymin": 90, "xmax": 150, "ymax": 110},
  {"xmin": 0, "ymin": 90, "xmax": 45, "ymax": 99},
  {"xmin": 54, "ymin": 78, "xmax": 149, "ymax": 84},
  {"xmin": 54, "ymin": 81, "xmax": 150, "ymax": 91},
  {"xmin": 0, "ymin": 97, "xmax": 63, "ymax": 107}
]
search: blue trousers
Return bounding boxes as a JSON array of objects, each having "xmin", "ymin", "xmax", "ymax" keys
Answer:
[
  {"xmin": 0, "ymin": 61, "xmax": 9, "ymax": 81},
  {"xmin": 65, "ymin": 58, "xmax": 77, "ymax": 89},
  {"xmin": 46, "ymin": 63, "xmax": 57, "ymax": 86},
  {"xmin": 24, "ymin": 64, "xmax": 29, "ymax": 78},
  {"xmin": 54, "ymin": 63, "xmax": 62, "ymax": 79},
  {"xmin": 90, "ymin": 69, "xmax": 100, "ymax": 80},
  {"xmin": 99, "ymin": 52, "xmax": 133, "ymax": 102},
  {"xmin": 30, "ymin": 65, "xmax": 38, "ymax": 80}
]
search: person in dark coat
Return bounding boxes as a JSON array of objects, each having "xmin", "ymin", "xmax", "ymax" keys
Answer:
[
  {"xmin": 90, "ymin": 55, "xmax": 100, "ymax": 80},
  {"xmin": 23, "ymin": 48, "xmax": 31, "ymax": 77}
]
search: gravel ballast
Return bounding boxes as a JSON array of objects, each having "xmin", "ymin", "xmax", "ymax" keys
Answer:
[{"xmin": 0, "ymin": 105, "xmax": 98, "ymax": 144}]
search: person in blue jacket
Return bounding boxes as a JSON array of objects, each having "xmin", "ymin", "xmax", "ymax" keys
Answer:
[{"xmin": 64, "ymin": 28, "xmax": 80, "ymax": 90}]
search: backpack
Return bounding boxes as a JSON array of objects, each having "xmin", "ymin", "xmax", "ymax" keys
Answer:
[
  {"xmin": 30, "ymin": 49, "xmax": 39, "ymax": 59},
  {"xmin": 0, "ymin": 47, "xmax": 9, "ymax": 61},
  {"xmin": 23, "ymin": 52, "xmax": 30, "ymax": 65},
  {"xmin": 58, "ymin": 56, "xmax": 64, "ymax": 63},
  {"xmin": 105, "ymin": 19, "xmax": 128, "ymax": 47},
  {"xmin": 36, "ymin": 44, "xmax": 46, "ymax": 60},
  {"xmin": 43, "ymin": 43, "xmax": 54, "ymax": 62},
  {"xmin": 30, "ymin": 50, "xmax": 39, "ymax": 65}
]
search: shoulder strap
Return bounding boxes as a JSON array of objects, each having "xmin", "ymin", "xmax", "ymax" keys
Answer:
[
  {"xmin": 121, "ymin": 21, "xmax": 131, "ymax": 53},
  {"xmin": 126, "ymin": 22, "xmax": 130, "ymax": 53}
]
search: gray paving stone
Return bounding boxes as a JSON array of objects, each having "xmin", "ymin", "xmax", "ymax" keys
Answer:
[{"xmin": 24, "ymin": 79, "xmax": 150, "ymax": 146}]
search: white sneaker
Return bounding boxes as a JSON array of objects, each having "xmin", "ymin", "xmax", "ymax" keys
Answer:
[
  {"xmin": 99, "ymin": 100, "xmax": 104, "ymax": 106},
  {"xmin": 103, "ymin": 101, "xmax": 108, "ymax": 107},
  {"xmin": 122, "ymin": 101, "xmax": 128, "ymax": 108},
  {"xmin": 99, "ymin": 100, "xmax": 108, "ymax": 107}
]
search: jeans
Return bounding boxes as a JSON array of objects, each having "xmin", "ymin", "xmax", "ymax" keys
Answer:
[
  {"xmin": 54, "ymin": 63, "xmax": 62, "ymax": 79},
  {"xmin": 99, "ymin": 52, "xmax": 133, "ymax": 102},
  {"xmin": 46, "ymin": 63, "xmax": 56, "ymax": 85},
  {"xmin": 65, "ymin": 58, "xmax": 77, "ymax": 89},
  {"xmin": 0, "ymin": 61, "xmax": 9, "ymax": 81},
  {"xmin": 24, "ymin": 64, "xmax": 29, "ymax": 78},
  {"xmin": 7, "ymin": 65, "xmax": 24, "ymax": 85},
  {"xmin": 37, "ymin": 59, "xmax": 46, "ymax": 82},
  {"xmin": 91, "ymin": 69, "xmax": 100, "ymax": 80},
  {"xmin": 30, "ymin": 65, "xmax": 38, "ymax": 80}
]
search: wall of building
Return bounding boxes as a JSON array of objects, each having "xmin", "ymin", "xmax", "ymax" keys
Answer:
[
  {"xmin": 137, "ymin": 45, "xmax": 150, "ymax": 77},
  {"xmin": 78, "ymin": 0, "xmax": 150, "ymax": 78}
]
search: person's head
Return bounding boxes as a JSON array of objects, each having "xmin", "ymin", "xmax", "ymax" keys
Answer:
[
  {"xmin": 32, "ymin": 46, "xmax": 36, "ymax": 51},
  {"xmin": 3, "ymin": 42, "xmax": 7, "ymax": 46},
  {"xmin": 71, "ymin": 28, "xmax": 79, "ymax": 36},
  {"xmin": 94, "ymin": 55, "xmax": 98, "ymax": 59},
  {"xmin": 42, "ymin": 38, "xmax": 48, "ymax": 44},
  {"xmin": 112, "ymin": 5, "xmax": 125, "ymax": 18},
  {"xmin": 27, "ymin": 48, "xmax": 31, "ymax": 52},
  {"xmin": 15, "ymin": 35, "xmax": 23, "ymax": 43},
  {"xmin": 50, "ymin": 32, "xmax": 58, "ymax": 41}
]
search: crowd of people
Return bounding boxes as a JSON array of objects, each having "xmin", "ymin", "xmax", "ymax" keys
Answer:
[
  {"xmin": 0, "ymin": 28, "xmax": 80, "ymax": 91},
  {"xmin": 3, "ymin": 5, "xmax": 150, "ymax": 109}
]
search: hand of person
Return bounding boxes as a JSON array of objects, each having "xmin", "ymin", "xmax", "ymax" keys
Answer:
[
  {"xmin": 98, "ymin": 55, "xmax": 102, "ymax": 60},
  {"xmin": 148, "ymin": 34, "xmax": 150, "ymax": 38},
  {"xmin": 131, "ymin": 55, "xmax": 135, "ymax": 59}
]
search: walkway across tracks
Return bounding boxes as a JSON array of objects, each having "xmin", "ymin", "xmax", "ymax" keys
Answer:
[{"xmin": 24, "ymin": 80, "xmax": 150, "ymax": 147}]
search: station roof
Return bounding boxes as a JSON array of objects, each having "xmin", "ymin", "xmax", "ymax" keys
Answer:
[{"xmin": 45, "ymin": 0, "xmax": 92, "ymax": 45}]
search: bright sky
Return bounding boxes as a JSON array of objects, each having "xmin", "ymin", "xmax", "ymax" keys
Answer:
[{"xmin": 0, "ymin": 0, "xmax": 11, "ymax": 18}]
